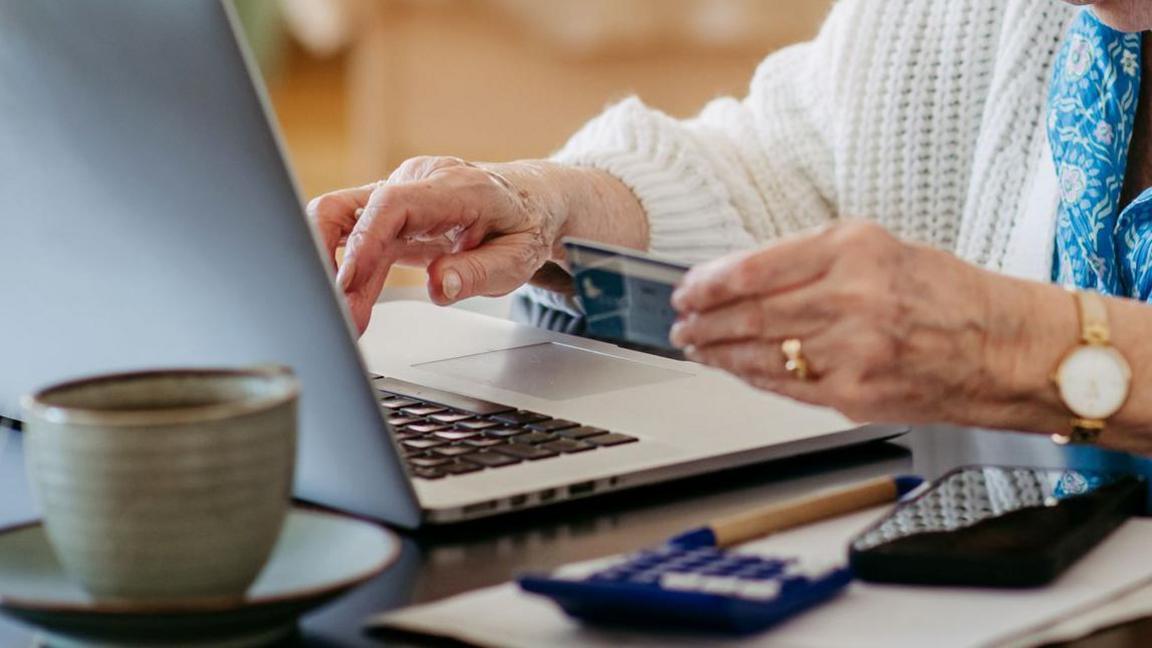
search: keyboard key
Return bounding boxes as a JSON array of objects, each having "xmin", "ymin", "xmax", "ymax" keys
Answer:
[
  {"xmin": 491, "ymin": 410, "xmax": 551, "ymax": 426},
  {"xmin": 380, "ymin": 397, "xmax": 419, "ymax": 410},
  {"xmin": 484, "ymin": 427, "xmax": 527, "ymax": 438},
  {"xmin": 432, "ymin": 430, "xmax": 478, "ymax": 442},
  {"xmin": 515, "ymin": 432, "xmax": 557, "ymax": 446},
  {"xmin": 409, "ymin": 456, "xmax": 451, "ymax": 468},
  {"xmin": 494, "ymin": 443, "xmax": 559, "ymax": 461},
  {"xmin": 587, "ymin": 433, "xmax": 638, "ymax": 447},
  {"xmin": 456, "ymin": 419, "xmax": 501, "ymax": 431},
  {"xmin": 372, "ymin": 377, "xmax": 515, "ymax": 415},
  {"xmin": 441, "ymin": 461, "xmax": 484, "ymax": 475},
  {"xmin": 403, "ymin": 438, "xmax": 446, "ymax": 450},
  {"xmin": 462, "ymin": 452, "xmax": 521, "ymax": 468},
  {"xmin": 406, "ymin": 423, "xmax": 450, "ymax": 434},
  {"xmin": 401, "ymin": 405, "xmax": 447, "ymax": 417},
  {"xmin": 555, "ymin": 426, "xmax": 610, "ymax": 440},
  {"xmin": 412, "ymin": 467, "xmax": 445, "ymax": 480},
  {"xmin": 429, "ymin": 411, "xmax": 475, "ymax": 424},
  {"xmin": 527, "ymin": 419, "xmax": 579, "ymax": 432},
  {"xmin": 540, "ymin": 438, "xmax": 597, "ymax": 454},
  {"xmin": 432, "ymin": 445, "xmax": 476, "ymax": 458},
  {"xmin": 464, "ymin": 438, "xmax": 504, "ymax": 448},
  {"xmin": 387, "ymin": 415, "xmax": 423, "ymax": 427}
]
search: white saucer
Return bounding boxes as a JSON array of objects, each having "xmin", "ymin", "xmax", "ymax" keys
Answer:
[{"xmin": 0, "ymin": 507, "xmax": 400, "ymax": 648}]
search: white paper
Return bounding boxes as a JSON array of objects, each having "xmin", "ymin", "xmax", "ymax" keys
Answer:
[{"xmin": 371, "ymin": 510, "xmax": 1152, "ymax": 648}]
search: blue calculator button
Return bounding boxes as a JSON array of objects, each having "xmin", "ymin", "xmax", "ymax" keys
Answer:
[
  {"xmin": 749, "ymin": 564, "xmax": 787, "ymax": 579},
  {"xmin": 659, "ymin": 572, "xmax": 703, "ymax": 590},
  {"xmin": 687, "ymin": 548, "xmax": 722, "ymax": 559},
  {"xmin": 736, "ymin": 580, "xmax": 783, "ymax": 601},
  {"xmin": 699, "ymin": 576, "xmax": 743, "ymax": 595},
  {"xmin": 705, "ymin": 564, "xmax": 746, "ymax": 576}
]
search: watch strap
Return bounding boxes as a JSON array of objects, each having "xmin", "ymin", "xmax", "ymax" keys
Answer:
[
  {"xmin": 1051, "ymin": 419, "xmax": 1105, "ymax": 446},
  {"xmin": 1076, "ymin": 290, "xmax": 1111, "ymax": 345}
]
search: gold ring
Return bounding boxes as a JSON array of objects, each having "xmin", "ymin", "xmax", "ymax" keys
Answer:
[{"xmin": 781, "ymin": 338, "xmax": 812, "ymax": 381}]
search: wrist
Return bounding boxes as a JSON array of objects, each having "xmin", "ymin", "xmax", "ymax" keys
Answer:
[
  {"xmin": 478, "ymin": 161, "xmax": 593, "ymax": 294},
  {"xmin": 480, "ymin": 160, "xmax": 572, "ymax": 256},
  {"xmin": 981, "ymin": 278, "xmax": 1078, "ymax": 434},
  {"xmin": 548, "ymin": 166, "xmax": 650, "ymax": 263},
  {"xmin": 478, "ymin": 161, "xmax": 649, "ymax": 290}
]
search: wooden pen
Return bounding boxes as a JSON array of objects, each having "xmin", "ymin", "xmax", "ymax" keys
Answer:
[{"xmin": 668, "ymin": 474, "xmax": 925, "ymax": 549}]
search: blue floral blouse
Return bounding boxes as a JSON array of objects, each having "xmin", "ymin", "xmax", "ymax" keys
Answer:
[{"xmin": 1049, "ymin": 10, "xmax": 1152, "ymax": 301}]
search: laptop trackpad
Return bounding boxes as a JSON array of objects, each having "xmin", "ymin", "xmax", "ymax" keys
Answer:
[{"xmin": 413, "ymin": 342, "xmax": 691, "ymax": 401}]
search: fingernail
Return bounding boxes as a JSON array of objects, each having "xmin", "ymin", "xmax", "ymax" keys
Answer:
[
  {"xmin": 671, "ymin": 288, "xmax": 686, "ymax": 310},
  {"xmin": 442, "ymin": 269, "xmax": 461, "ymax": 301},
  {"xmin": 337, "ymin": 262, "xmax": 355, "ymax": 290},
  {"xmin": 669, "ymin": 322, "xmax": 686, "ymax": 348}
]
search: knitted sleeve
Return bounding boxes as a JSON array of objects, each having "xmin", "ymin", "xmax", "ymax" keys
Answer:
[
  {"xmin": 548, "ymin": 4, "xmax": 861, "ymax": 266},
  {"xmin": 515, "ymin": 5, "xmax": 856, "ymax": 313},
  {"xmin": 515, "ymin": 1, "xmax": 1074, "ymax": 315}
]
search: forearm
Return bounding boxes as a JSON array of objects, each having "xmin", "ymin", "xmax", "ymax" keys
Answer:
[{"xmin": 978, "ymin": 278, "xmax": 1152, "ymax": 453}]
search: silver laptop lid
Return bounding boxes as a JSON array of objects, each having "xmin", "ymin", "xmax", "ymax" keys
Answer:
[{"xmin": 0, "ymin": 1, "xmax": 420, "ymax": 527}]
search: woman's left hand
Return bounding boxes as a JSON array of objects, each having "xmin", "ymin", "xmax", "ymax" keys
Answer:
[{"xmin": 669, "ymin": 221, "xmax": 1027, "ymax": 424}]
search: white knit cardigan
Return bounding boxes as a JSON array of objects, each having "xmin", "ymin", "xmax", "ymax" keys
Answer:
[{"xmin": 531, "ymin": 0, "xmax": 1079, "ymax": 311}]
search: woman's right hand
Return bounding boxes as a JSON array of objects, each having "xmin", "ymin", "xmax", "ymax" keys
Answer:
[{"xmin": 307, "ymin": 156, "xmax": 568, "ymax": 334}]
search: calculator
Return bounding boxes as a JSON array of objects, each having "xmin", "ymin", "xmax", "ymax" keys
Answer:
[{"xmin": 518, "ymin": 545, "xmax": 852, "ymax": 634}]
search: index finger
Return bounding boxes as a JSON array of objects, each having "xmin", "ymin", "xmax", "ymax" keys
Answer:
[
  {"xmin": 672, "ymin": 229, "xmax": 835, "ymax": 313},
  {"xmin": 305, "ymin": 184, "xmax": 376, "ymax": 267},
  {"xmin": 339, "ymin": 180, "xmax": 471, "ymax": 295}
]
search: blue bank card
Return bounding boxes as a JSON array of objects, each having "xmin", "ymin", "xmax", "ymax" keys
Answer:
[{"xmin": 564, "ymin": 238, "xmax": 692, "ymax": 357}]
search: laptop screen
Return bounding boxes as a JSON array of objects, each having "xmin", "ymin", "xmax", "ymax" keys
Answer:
[{"xmin": 0, "ymin": 0, "xmax": 420, "ymax": 525}]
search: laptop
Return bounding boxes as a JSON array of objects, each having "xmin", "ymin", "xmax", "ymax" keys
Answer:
[{"xmin": 0, "ymin": 1, "xmax": 899, "ymax": 528}]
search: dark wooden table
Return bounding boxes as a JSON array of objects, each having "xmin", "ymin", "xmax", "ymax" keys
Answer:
[{"xmin": 2, "ymin": 424, "xmax": 1151, "ymax": 647}]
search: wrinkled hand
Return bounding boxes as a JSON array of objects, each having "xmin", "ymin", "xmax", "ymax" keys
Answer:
[
  {"xmin": 307, "ymin": 156, "xmax": 563, "ymax": 333},
  {"xmin": 670, "ymin": 221, "xmax": 1010, "ymax": 424}
]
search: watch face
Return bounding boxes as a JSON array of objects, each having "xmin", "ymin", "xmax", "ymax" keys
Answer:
[{"xmin": 1056, "ymin": 345, "xmax": 1132, "ymax": 420}]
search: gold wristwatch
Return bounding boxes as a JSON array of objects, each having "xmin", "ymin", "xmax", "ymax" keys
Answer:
[{"xmin": 1050, "ymin": 290, "xmax": 1132, "ymax": 445}]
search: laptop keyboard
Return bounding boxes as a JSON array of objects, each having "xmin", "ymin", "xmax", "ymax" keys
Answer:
[{"xmin": 372, "ymin": 376, "xmax": 639, "ymax": 480}]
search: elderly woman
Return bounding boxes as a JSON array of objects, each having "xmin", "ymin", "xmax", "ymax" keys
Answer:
[{"xmin": 309, "ymin": 0, "xmax": 1152, "ymax": 454}]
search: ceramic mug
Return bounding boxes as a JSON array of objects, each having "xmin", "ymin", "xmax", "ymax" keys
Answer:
[{"xmin": 22, "ymin": 367, "xmax": 298, "ymax": 602}]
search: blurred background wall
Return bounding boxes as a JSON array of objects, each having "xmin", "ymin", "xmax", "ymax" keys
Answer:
[{"xmin": 234, "ymin": 0, "xmax": 833, "ymax": 291}]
